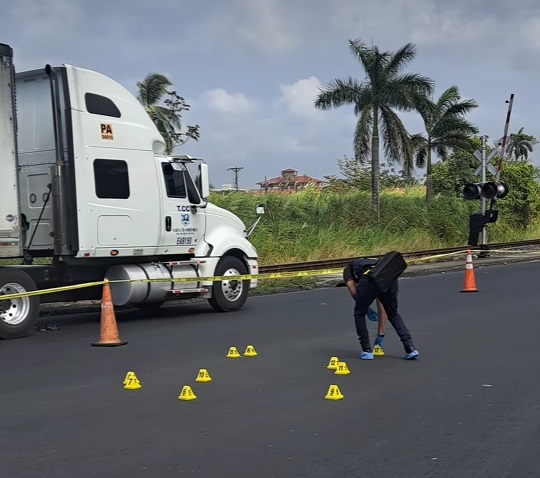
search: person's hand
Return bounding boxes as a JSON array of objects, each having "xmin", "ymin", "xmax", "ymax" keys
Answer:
[
  {"xmin": 367, "ymin": 307, "xmax": 378, "ymax": 322},
  {"xmin": 374, "ymin": 334, "xmax": 384, "ymax": 347}
]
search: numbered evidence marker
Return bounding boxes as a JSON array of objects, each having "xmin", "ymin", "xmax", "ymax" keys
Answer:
[
  {"xmin": 122, "ymin": 371, "xmax": 134, "ymax": 385},
  {"xmin": 123, "ymin": 371, "xmax": 142, "ymax": 390},
  {"xmin": 373, "ymin": 345, "xmax": 385, "ymax": 357},
  {"xmin": 195, "ymin": 368, "xmax": 212, "ymax": 383},
  {"xmin": 326, "ymin": 356, "xmax": 339, "ymax": 370},
  {"xmin": 178, "ymin": 385, "xmax": 197, "ymax": 401},
  {"xmin": 244, "ymin": 345, "xmax": 258, "ymax": 357},
  {"xmin": 334, "ymin": 361, "xmax": 351, "ymax": 376},
  {"xmin": 226, "ymin": 346, "xmax": 241, "ymax": 358},
  {"xmin": 325, "ymin": 384, "xmax": 344, "ymax": 400}
]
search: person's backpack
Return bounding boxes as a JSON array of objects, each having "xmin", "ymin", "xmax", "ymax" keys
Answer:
[{"xmin": 364, "ymin": 251, "xmax": 408, "ymax": 292}]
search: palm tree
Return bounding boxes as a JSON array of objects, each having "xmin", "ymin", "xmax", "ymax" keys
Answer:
[
  {"xmin": 409, "ymin": 85, "xmax": 479, "ymax": 202},
  {"xmin": 136, "ymin": 73, "xmax": 192, "ymax": 154},
  {"xmin": 314, "ymin": 39, "xmax": 434, "ymax": 219},
  {"xmin": 505, "ymin": 127, "xmax": 538, "ymax": 161}
]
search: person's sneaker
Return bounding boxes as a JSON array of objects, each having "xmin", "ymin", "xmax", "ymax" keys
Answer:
[
  {"xmin": 359, "ymin": 351, "xmax": 374, "ymax": 360},
  {"xmin": 405, "ymin": 349, "xmax": 419, "ymax": 360}
]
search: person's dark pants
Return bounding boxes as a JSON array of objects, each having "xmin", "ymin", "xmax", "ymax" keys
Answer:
[{"xmin": 353, "ymin": 276, "xmax": 415, "ymax": 353}]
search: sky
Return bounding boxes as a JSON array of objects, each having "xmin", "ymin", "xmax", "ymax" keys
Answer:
[{"xmin": 3, "ymin": 0, "xmax": 540, "ymax": 190}]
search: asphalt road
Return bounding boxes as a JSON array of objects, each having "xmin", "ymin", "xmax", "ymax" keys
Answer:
[{"xmin": 2, "ymin": 260, "xmax": 540, "ymax": 478}]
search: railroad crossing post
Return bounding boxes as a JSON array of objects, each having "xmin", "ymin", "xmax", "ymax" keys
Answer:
[
  {"xmin": 479, "ymin": 136, "xmax": 489, "ymax": 258},
  {"xmin": 470, "ymin": 138, "xmax": 497, "ymax": 258},
  {"xmin": 463, "ymin": 94, "xmax": 514, "ymax": 258}
]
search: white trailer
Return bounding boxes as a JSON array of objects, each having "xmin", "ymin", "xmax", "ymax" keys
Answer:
[{"xmin": 0, "ymin": 43, "xmax": 263, "ymax": 339}]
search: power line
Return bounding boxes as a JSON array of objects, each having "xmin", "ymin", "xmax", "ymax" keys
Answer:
[{"xmin": 227, "ymin": 166, "xmax": 244, "ymax": 190}]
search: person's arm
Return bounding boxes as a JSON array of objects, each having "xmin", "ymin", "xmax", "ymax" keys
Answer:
[
  {"xmin": 346, "ymin": 280, "xmax": 356, "ymax": 299},
  {"xmin": 376, "ymin": 299, "xmax": 387, "ymax": 336},
  {"xmin": 343, "ymin": 263, "xmax": 356, "ymax": 299}
]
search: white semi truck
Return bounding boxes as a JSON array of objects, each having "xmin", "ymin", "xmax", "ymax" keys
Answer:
[{"xmin": 0, "ymin": 43, "xmax": 263, "ymax": 340}]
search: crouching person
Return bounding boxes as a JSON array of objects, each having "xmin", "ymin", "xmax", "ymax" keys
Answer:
[{"xmin": 343, "ymin": 253, "xmax": 419, "ymax": 360}]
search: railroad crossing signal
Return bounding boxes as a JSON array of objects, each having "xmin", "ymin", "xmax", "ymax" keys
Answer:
[
  {"xmin": 463, "ymin": 143, "xmax": 508, "ymax": 249},
  {"xmin": 473, "ymin": 149, "xmax": 497, "ymax": 176},
  {"xmin": 463, "ymin": 181, "xmax": 509, "ymax": 201},
  {"xmin": 464, "ymin": 96, "xmax": 514, "ymax": 254},
  {"xmin": 463, "ymin": 148, "xmax": 509, "ymax": 201}
]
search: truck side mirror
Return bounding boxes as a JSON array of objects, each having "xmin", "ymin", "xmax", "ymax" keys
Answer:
[
  {"xmin": 199, "ymin": 163, "xmax": 210, "ymax": 200},
  {"xmin": 246, "ymin": 204, "xmax": 265, "ymax": 237}
]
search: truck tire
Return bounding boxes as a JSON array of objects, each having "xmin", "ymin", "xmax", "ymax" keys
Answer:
[
  {"xmin": 0, "ymin": 268, "xmax": 40, "ymax": 339},
  {"xmin": 208, "ymin": 256, "xmax": 250, "ymax": 312}
]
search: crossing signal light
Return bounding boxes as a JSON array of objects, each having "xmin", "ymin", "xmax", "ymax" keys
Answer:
[
  {"xmin": 482, "ymin": 181, "xmax": 509, "ymax": 199},
  {"xmin": 463, "ymin": 183, "xmax": 481, "ymax": 200},
  {"xmin": 462, "ymin": 181, "xmax": 508, "ymax": 200}
]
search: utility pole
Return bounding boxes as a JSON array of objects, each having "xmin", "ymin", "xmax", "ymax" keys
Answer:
[{"xmin": 227, "ymin": 167, "xmax": 243, "ymax": 191}]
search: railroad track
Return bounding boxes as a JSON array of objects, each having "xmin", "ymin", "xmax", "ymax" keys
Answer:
[{"xmin": 258, "ymin": 239, "xmax": 540, "ymax": 274}]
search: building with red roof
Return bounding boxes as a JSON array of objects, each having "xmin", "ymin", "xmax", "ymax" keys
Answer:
[{"xmin": 256, "ymin": 168, "xmax": 327, "ymax": 191}]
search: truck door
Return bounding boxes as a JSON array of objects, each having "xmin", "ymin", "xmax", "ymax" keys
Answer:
[{"xmin": 159, "ymin": 161, "xmax": 206, "ymax": 250}]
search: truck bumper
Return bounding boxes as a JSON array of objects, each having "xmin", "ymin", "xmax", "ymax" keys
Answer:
[{"xmin": 246, "ymin": 258, "xmax": 258, "ymax": 289}]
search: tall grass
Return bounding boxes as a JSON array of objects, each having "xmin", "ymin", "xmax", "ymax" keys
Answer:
[
  {"xmin": 211, "ymin": 186, "xmax": 540, "ymax": 265},
  {"xmin": 2, "ymin": 187, "xmax": 537, "ymax": 268}
]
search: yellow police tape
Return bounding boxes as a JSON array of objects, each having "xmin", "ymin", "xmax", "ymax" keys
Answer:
[{"xmin": 0, "ymin": 247, "xmax": 539, "ymax": 302}]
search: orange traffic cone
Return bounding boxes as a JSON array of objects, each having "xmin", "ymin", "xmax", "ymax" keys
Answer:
[
  {"xmin": 461, "ymin": 250, "xmax": 478, "ymax": 293},
  {"xmin": 91, "ymin": 278, "xmax": 128, "ymax": 346}
]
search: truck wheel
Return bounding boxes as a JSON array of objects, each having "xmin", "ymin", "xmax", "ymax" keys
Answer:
[
  {"xmin": 208, "ymin": 256, "xmax": 250, "ymax": 312},
  {"xmin": 0, "ymin": 269, "xmax": 40, "ymax": 339}
]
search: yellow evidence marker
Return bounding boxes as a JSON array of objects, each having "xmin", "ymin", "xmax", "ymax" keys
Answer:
[
  {"xmin": 334, "ymin": 362, "xmax": 351, "ymax": 376},
  {"xmin": 226, "ymin": 346, "xmax": 241, "ymax": 358},
  {"xmin": 195, "ymin": 369, "xmax": 212, "ymax": 383},
  {"xmin": 325, "ymin": 384, "xmax": 344, "ymax": 400},
  {"xmin": 178, "ymin": 385, "xmax": 197, "ymax": 401},
  {"xmin": 123, "ymin": 371, "xmax": 142, "ymax": 390},
  {"xmin": 326, "ymin": 356, "xmax": 339, "ymax": 370},
  {"xmin": 244, "ymin": 345, "xmax": 258, "ymax": 357}
]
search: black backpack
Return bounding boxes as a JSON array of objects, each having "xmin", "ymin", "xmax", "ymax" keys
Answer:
[{"xmin": 363, "ymin": 251, "xmax": 408, "ymax": 292}]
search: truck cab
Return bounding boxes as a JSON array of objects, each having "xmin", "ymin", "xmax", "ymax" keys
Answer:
[{"xmin": 0, "ymin": 43, "xmax": 262, "ymax": 339}]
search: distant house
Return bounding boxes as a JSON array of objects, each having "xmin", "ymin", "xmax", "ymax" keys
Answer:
[{"xmin": 256, "ymin": 168, "xmax": 327, "ymax": 191}]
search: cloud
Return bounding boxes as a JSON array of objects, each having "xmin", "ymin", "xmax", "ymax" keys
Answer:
[
  {"xmin": 200, "ymin": 88, "xmax": 257, "ymax": 115},
  {"xmin": 232, "ymin": 0, "xmax": 298, "ymax": 55},
  {"xmin": 5, "ymin": 0, "xmax": 85, "ymax": 68},
  {"xmin": 9, "ymin": 0, "xmax": 84, "ymax": 38},
  {"xmin": 518, "ymin": 17, "xmax": 540, "ymax": 53},
  {"xmin": 3, "ymin": 0, "xmax": 540, "ymax": 189},
  {"xmin": 185, "ymin": 77, "xmax": 356, "ymax": 188},
  {"xmin": 278, "ymin": 76, "xmax": 323, "ymax": 120}
]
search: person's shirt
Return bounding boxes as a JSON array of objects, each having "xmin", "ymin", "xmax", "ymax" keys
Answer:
[{"xmin": 342, "ymin": 258, "xmax": 379, "ymax": 284}]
